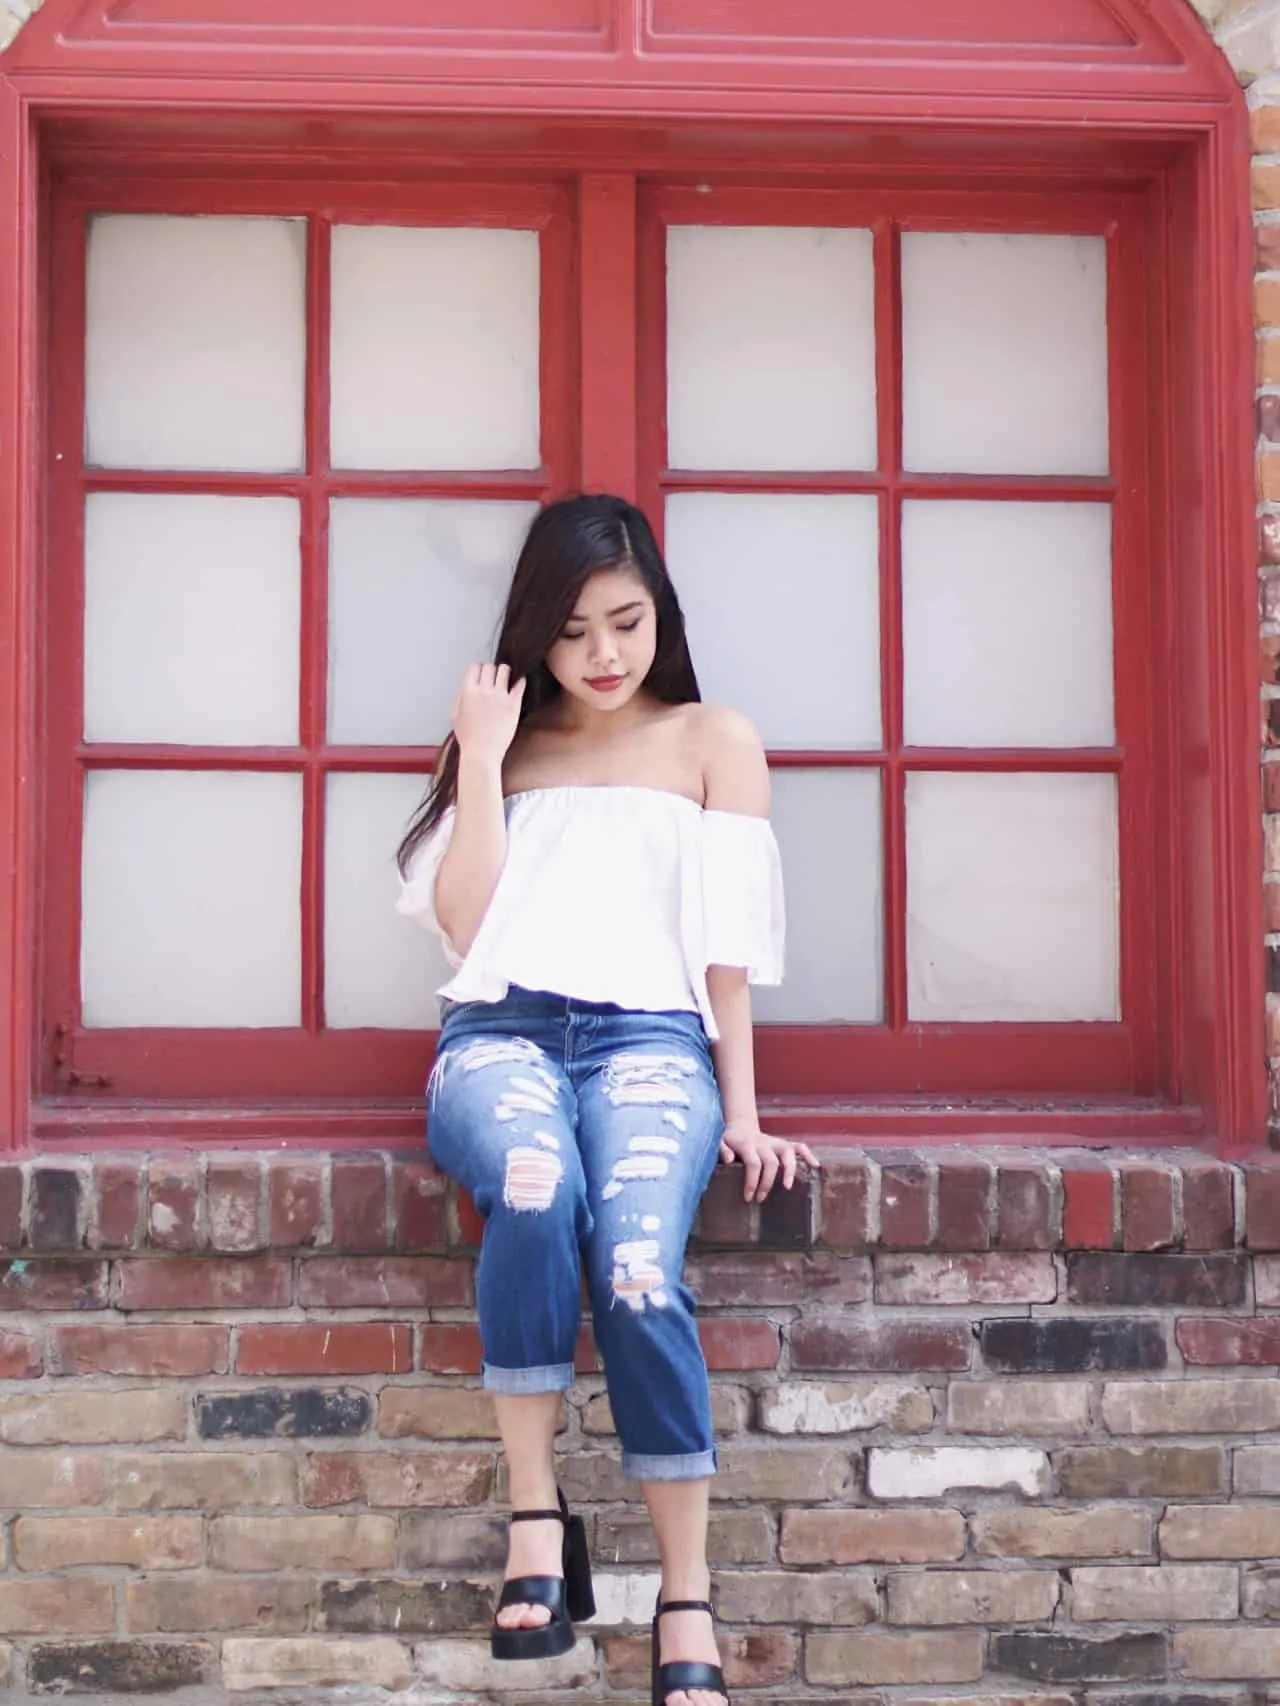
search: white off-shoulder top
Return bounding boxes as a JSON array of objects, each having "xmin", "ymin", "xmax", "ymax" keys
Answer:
[{"xmin": 395, "ymin": 785, "xmax": 784, "ymax": 1041}]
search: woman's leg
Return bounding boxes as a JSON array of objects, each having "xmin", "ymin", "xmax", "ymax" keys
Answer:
[
  {"xmin": 427, "ymin": 1022, "xmax": 588, "ymax": 1628},
  {"xmin": 573, "ymin": 1018, "xmax": 726, "ymax": 1705}
]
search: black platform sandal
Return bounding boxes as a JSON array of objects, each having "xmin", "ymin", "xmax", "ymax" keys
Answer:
[
  {"xmin": 490, "ymin": 1489, "xmax": 595, "ymax": 1662},
  {"xmin": 651, "ymin": 1598, "xmax": 730, "ymax": 1706}
]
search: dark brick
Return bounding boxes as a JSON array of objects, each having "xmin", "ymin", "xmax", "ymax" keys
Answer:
[
  {"xmin": 981, "ymin": 1317, "xmax": 1167, "ymax": 1373},
  {"xmin": 267, "ymin": 1161, "xmax": 324, "ymax": 1249},
  {"xmin": 0, "ymin": 1164, "xmax": 22, "ymax": 1251},
  {"xmin": 695, "ymin": 1167, "xmax": 755, "ymax": 1247},
  {"xmin": 0, "ymin": 1259, "xmax": 107, "ymax": 1311},
  {"xmin": 1245, "ymin": 1165, "xmax": 1280, "ymax": 1250},
  {"xmin": 28, "ymin": 1168, "xmax": 82, "ymax": 1251},
  {"xmin": 992, "ymin": 1632, "xmax": 1167, "ymax": 1683},
  {"xmin": 1063, "ymin": 1167, "xmax": 1116, "ymax": 1250},
  {"xmin": 935, "ymin": 1162, "xmax": 991, "ymax": 1251},
  {"xmin": 317, "ymin": 1578, "xmax": 491, "ymax": 1635},
  {"xmin": 391, "ymin": 1158, "xmax": 447, "ymax": 1252},
  {"xmin": 1120, "ymin": 1165, "xmax": 1177, "ymax": 1251},
  {"xmin": 759, "ymin": 1175, "xmax": 816, "ymax": 1249},
  {"xmin": 92, "ymin": 1161, "xmax": 143, "ymax": 1249},
  {"xmin": 1055, "ymin": 1445, "xmax": 1225, "ymax": 1499},
  {"xmin": 331, "ymin": 1156, "xmax": 387, "ymax": 1251},
  {"xmin": 1067, "ymin": 1253, "xmax": 1246, "ymax": 1307},
  {"xmin": 817, "ymin": 1160, "xmax": 873, "ymax": 1250},
  {"xmin": 197, "ymin": 1387, "xmax": 372, "ymax": 1439},
  {"xmin": 879, "ymin": 1160, "xmax": 932, "ymax": 1248},
  {"xmin": 27, "ymin": 1640, "xmax": 215, "ymax": 1693},
  {"xmin": 1181, "ymin": 1163, "xmax": 1236, "ymax": 1251},
  {"xmin": 791, "ymin": 1318, "xmax": 970, "ymax": 1372},
  {"xmin": 996, "ymin": 1164, "xmax": 1055, "ymax": 1251}
]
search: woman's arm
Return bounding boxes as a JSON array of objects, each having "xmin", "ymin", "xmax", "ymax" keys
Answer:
[
  {"xmin": 701, "ymin": 707, "xmax": 818, "ymax": 1200},
  {"xmin": 432, "ymin": 664, "xmax": 524, "ymax": 956}
]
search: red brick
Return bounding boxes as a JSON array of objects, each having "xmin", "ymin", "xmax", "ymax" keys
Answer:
[
  {"xmin": 1182, "ymin": 1162, "xmax": 1236, "ymax": 1250},
  {"xmin": 605, "ymin": 1630, "xmax": 799, "ymax": 1692},
  {"xmin": 575, "ymin": 1327, "xmax": 600, "ymax": 1374},
  {"xmin": 996, "ymin": 1164, "xmax": 1056, "ymax": 1251},
  {"xmin": 0, "ymin": 1260, "xmax": 108, "ymax": 1311},
  {"xmin": 419, "ymin": 1324, "xmax": 483, "ymax": 1374},
  {"xmin": 1266, "ymin": 880, "xmax": 1280, "ymax": 933},
  {"xmin": 455, "ymin": 1190, "xmax": 484, "ymax": 1247},
  {"xmin": 690, "ymin": 1251, "xmax": 870, "ymax": 1307},
  {"xmin": 1260, "ymin": 223, "xmax": 1280, "ymax": 274},
  {"xmin": 880, "ymin": 1161, "xmax": 933, "ymax": 1248},
  {"xmin": 237, "ymin": 1323, "xmax": 411, "ymax": 1376},
  {"xmin": 206, "ymin": 1161, "xmax": 262, "ymax": 1253},
  {"xmin": 146, "ymin": 1159, "xmax": 203, "ymax": 1252},
  {"xmin": 91, "ymin": 1162, "xmax": 143, "ymax": 1250},
  {"xmin": 0, "ymin": 1332, "xmax": 40, "ymax": 1377},
  {"xmin": 48, "ymin": 1324, "xmax": 228, "ymax": 1377},
  {"xmin": 699, "ymin": 1319, "xmax": 780, "ymax": 1371},
  {"xmin": 1176, "ymin": 1318, "xmax": 1280, "ymax": 1365},
  {"xmin": 0, "ymin": 1165, "xmax": 22, "ymax": 1251},
  {"xmin": 1245, "ymin": 1165, "xmax": 1280, "ymax": 1250},
  {"xmin": 791, "ymin": 1319, "xmax": 970, "ymax": 1372},
  {"xmin": 391, "ymin": 1160, "xmax": 447, "ymax": 1252},
  {"xmin": 115, "ymin": 1257, "xmax": 290, "ymax": 1312},
  {"xmin": 817, "ymin": 1159, "xmax": 873, "ymax": 1250},
  {"xmin": 300, "ymin": 1451, "xmax": 492, "ymax": 1510},
  {"xmin": 935, "ymin": 1163, "xmax": 991, "ymax": 1251},
  {"xmin": 267, "ymin": 1162, "xmax": 324, "ymax": 1249},
  {"xmin": 696, "ymin": 1167, "xmax": 756, "ymax": 1245},
  {"xmin": 331, "ymin": 1157, "xmax": 387, "ymax": 1252},
  {"xmin": 1120, "ymin": 1165, "xmax": 1177, "ymax": 1252},
  {"xmin": 295, "ymin": 1256, "xmax": 471, "ymax": 1309},
  {"xmin": 875, "ymin": 1252, "xmax": 1055, "ymax": 1306},
  {"xmin": 1063, "ymin": 1166, "xmax": 1115, "ymax": 1250}
]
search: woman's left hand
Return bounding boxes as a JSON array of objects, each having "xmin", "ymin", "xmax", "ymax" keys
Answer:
[{"xmin": 719, "ymin": 1121, "xmax": 820, "ymax": 1202}]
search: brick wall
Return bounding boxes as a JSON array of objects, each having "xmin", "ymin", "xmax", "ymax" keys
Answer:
[{"xmin": 0, "ymin": 1150, "xmax": 1277, "ymax": 1698}]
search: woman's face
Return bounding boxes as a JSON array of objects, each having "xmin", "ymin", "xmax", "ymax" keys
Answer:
[{"xmin": 544, "ymin": 563, "xmax": 658, "ymax": 712}]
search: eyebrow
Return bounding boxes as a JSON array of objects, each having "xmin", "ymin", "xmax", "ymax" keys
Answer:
[{"xmin": 564, "ymin": 600, "xmax": 645, "ymax": 624}]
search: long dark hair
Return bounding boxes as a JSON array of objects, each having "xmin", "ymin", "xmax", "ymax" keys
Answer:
[{"xmin": 397, "ymin": 493, "xmax": 700, "ymax": 874}]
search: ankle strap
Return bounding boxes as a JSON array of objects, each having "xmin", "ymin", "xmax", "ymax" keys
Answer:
[
  {"xmin": 510, "ymin": 1508, "xmax": 564, "ymax": 1524},
  {"xmin": 657, "ymin": 1599, "xmax": 713, "ymax": 1616}
]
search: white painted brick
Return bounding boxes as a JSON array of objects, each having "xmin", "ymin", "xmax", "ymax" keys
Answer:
[
  {"xmin": 759, "ymin": 1381, "xmax": 933, "ymax": 1436},
  {"xmin": 413, "ymin": 1636, "xmax": 598, "ymax": 1691},
  {"xmin": 222, "ymin": 1638, "xmax": 413, "ymax": 1692},
  {"xmin": 867, "ymin": 1446, "xmax": 1049, "ymax": 1501},
  {"xmin": 588, "ymin": 1570, "xmax": 661, "ymax": 1627}
]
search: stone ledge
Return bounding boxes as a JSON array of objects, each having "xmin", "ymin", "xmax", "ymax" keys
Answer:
[{"xmin": 0, "ymin": 1148, "xmax": 1276, "ymax": 1257}]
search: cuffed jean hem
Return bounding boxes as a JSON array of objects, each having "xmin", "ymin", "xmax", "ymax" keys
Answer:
[
  {"xmin": 482, "ymin": 1361, "xmax": 575, "ymax": 1396},
  {"xmin": 622, "ymin": 1448, "xmax": 718, "ymax": 1482}
]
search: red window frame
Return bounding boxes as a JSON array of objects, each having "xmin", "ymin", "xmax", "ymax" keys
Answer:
[
  {"xmin": 638, "ymin": 183, "xmax": 1172, "ymax": 1124},
  {"xmin": 18, "ymin": 150, "xmax": 1244, "ymax": 1150}
]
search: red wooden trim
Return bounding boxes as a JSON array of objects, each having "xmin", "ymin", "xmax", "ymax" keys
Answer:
[
  {"xmin": 578, "ymin": 174, "xmax": 637, "ymax": 499},
  {"xmin": 660, "ymin": 469, "xmax": 1119, "ymax": 501},
  {"xmin": 299, "ymin": 215, "xmax": 330, "ymax": 1034},
  {"xmin": 878, "ymin": 220, "xmax": 907, "ymax": 1032}
]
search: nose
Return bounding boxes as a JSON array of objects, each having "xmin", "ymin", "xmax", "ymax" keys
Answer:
[{"xmin": 588, "ymin": 628, "xmax": 620, "ymax": 672}]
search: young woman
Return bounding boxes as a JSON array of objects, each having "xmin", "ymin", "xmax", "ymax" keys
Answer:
[{"xmin": 396, "ymin": 493, "xmax": 816, "ymax": 1706}]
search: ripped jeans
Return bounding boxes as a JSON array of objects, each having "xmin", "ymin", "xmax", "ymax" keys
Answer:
[{"xmin": 427, "ymin": 986, "xmax": 724, "ymax": 1481}]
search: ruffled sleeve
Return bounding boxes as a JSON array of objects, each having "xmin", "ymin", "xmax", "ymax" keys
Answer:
[
  {"xmin": 700, "ymin": 810, "xmax": 785, "ymax": 985},
  {"xmin": 394, "ymin": 808, "xmax": 464, "ymax": 968}
]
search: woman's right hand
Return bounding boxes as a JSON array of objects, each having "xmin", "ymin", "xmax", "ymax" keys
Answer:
[{"xmin": 451, "ymin": 663, "xmax": 526, "ymax": 765}]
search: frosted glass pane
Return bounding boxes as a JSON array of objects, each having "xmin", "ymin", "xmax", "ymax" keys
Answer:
[
  {"xmin": 326, "ymin": 773, "xmax": 450, "ymax": 1029},
  {"xmin": 328, "ymin": 499, "xmax": 537, "ymax": 746},
  {"xmin": 81, "ymin": 771, "xmax": 302, "ymax": 1027},
  {"xmin": 84, "ymin": 493, "xmax": 300, "ymax": 746},
  {"xmin": 902, "ymin": 233, "xmax": 1108, "ymax": 476},
  {"xmin": 330, "ymin": 226, "xmax": 540, "ymax": 470},
  {"xmin": 665, "ymin": 493, "xmax": 881, "ymax": 749},
  {"xmin": 906, "ymin": 772, "xmax": 1119, "ymax": 1022},
  {"xmin": 85, "ymin": 215, "xmax": 305, "ymax": 472},
  {"xmin": 755, "ymin": 770, "xmax": 883, "ymax": 1025},
  {"xmin": 667, "ymin": 226, "xmax": 877, "ymax": 471},
  {"xmin": 902, "ymin": 502, "xmax": 1114, "ymax": 748}
]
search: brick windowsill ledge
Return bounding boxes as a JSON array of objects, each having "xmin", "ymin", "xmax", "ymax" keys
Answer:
[{"xmin": 1, "ymin": 1148, "xmax": 1278, "ymax": 1259}]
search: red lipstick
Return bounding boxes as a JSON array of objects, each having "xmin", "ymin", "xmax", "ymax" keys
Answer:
[{"xmin": 585, "ymin": 675, "xmax": 626, "ymax": 692}]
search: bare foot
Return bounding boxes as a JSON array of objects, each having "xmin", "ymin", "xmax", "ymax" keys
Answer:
[
  {"xmin": 655, "ymin": 1603, "xmax": 727, "ymax": 1706},
  {"xmin": 495, "ymin": 1515, "xmax": 563, "ymax": 1630}
]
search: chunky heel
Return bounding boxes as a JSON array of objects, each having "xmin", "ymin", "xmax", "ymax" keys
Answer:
[
  {"xmin": 489, "ymin": 1488, "xmax": 595, "ymax": 1662},
  {"xmin": 651, "ymin": 1598, "xmax": 729, "ymax": 1706}
]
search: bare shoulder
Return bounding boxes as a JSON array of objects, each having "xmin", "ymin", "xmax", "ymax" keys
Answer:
[{"xmin": 687, "ymin": 704, "xmax": 770, "ymax": 814}]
